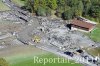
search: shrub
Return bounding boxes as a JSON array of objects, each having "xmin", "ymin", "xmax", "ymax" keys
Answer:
[
  {"xmin": 62, "ymin": 9, "xmax": 73, "ymax": 20},
  {"xmin": 46, "ymin": 7, "xmax": 51, "ymax": 16},
  {"xmin": 36, "ymin": 6, "xmax": 46, "ymax": 16},
  {"xmin": 0, "ymin": 58, "xmax": 9, "ymax": 66}
]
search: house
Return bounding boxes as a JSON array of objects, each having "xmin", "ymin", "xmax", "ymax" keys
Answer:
[{"xmin": 71, "ymin": 17, "xmax": 97, "ymax": 32}]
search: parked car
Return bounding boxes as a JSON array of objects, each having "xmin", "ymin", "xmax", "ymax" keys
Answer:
[
  {"xmin": 76, "ymin": 49, "xmax": 83, "ymax": 53},
  {"xmin": 64, "ymin": 51, "xmax": 74, "ymax": 57}
]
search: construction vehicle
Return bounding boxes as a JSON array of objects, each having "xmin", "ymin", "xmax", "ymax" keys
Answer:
[{"xmin": 33, "ymin": 35, "xmax": 41, "ymax": 43}]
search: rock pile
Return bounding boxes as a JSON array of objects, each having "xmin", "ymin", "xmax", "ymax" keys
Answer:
[{"xmin": 34, "ymin": 17, "xmax": 97, "ymax": 51}]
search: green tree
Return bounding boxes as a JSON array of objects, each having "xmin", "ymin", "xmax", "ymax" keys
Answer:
[
  {"xmin": 62, "ymin": 9, "xmax": 73, "ymax": 20},
  {"xmin": 47, "ymin": 0, "xmax": 57, "ymax": 10},
  {"xmin": 25, "ymin": 0, "xmax": 34, "ymax": 13},
  {"xmin": 83, "ymin": 0, "xmax": 91, "ymax": 15},
  {"xmin": 57, "ymin": 0, "xmax": 65, "ymax": 10},
  {"xmin": 56, "ymin": 8, "xmax": 63, "ymax": 17},
  {"xmin": 46, "ymin": 7, "xmax": 51, "ymax": 16},
  {"xmin": 89, "ymin": 5, "xmax": 100, "ymax": 18},
  {"xmin": 56, "ymin": 0, "xmax": 65, "ymax": 17},
  {"xmin": 57, "ymin": 0, "xmax": 65, "ymax": 7},
  {"xmin": 38, "ymin": 0, "xmax": 47, "ymax": 8},
  {"xmin": 90, "ymin": 0, "xmax": 100, "ymax": 5},
  {"xmin": 34, "ymin": 0, "xmax": 39, "ymax": 11},
  {"xmin": 36, "ymin": 6, "xmax": 46, "ymax": 16},
  {"xmin": 68, "ymin": 0, "xmax": 79, "ymax": 7},
  {"xmin": 77, "ymin": 1, "xmax": 83, "ymax": 16}
]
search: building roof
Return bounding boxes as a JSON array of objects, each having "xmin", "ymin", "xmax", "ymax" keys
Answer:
[
  {"xmin": 71, "ymin": 19, "xmax": 95, "ymax": 29},
  {"xmin": 77, "ymin": 17, "xmax": 97, "ymax": 24}
]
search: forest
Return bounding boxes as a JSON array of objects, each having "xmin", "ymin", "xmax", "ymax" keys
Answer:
[{"xmin": 23, "ymin": 0, "xmax": 100, "ymax": 22}]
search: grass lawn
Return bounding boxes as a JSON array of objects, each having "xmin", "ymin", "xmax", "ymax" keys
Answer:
[
  {"xmin": 86, "ymin": 24, "xmax": 100, "ymax": 42},
  {"xmin": 85, "ymin": 24, "xmax": 100, "ymax": 56},
  {"xmin": 89, "ymin": 28, "xmax": 100, "ymax": 42},
  {"xmin": 86, "ymin": 47, "xmax": 100, "ymax": 57},
  {"xmin": 1, "ymin": 46, "xmax": 82, "ymax": 66},
  {"xmin": 11, "ymin": 0, "xmax": 25, "ymax": 7},
  {"xmin": 0, "ymin": 1, "xmax": 10, "ymax": 11},
  {"xmin": 7, "ymin": 54, "xmax": 82, "ymax": 66}
]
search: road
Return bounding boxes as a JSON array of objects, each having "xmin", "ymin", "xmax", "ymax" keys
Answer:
[{"xmin": 39, "ymin": 41, "xmax": 99, "ymax": 66}]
